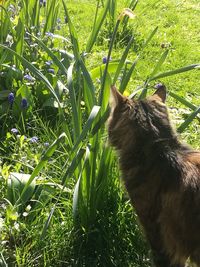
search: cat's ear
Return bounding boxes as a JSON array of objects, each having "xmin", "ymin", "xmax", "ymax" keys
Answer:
[
  {"xmin": 151, "ymin": 84, "xmax": 167, "ymax": 103},
  {"xmin": 109, "ymin": 85, "xmax": 125, "ymax": 109}
]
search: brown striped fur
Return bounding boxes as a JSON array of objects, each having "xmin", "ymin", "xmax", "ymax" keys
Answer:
[{"xmin": 108, "ymin": 85, "xmax": 200, "ymax": 267}]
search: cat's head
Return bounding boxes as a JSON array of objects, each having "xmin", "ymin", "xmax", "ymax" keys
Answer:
[{"xmin": 108, "ymin": 84, "xmax": 173, "ymax": 150}]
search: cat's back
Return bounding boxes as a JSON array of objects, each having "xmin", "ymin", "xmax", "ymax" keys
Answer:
[
  {"xmin": 159, "ymin": 149, "xmax": 200, "ymax": 261},
  {"xmin": 181, "ymin": 149, "xmax": 200, "ymax": 186},
  {"xmin": 184, "ymin": 150, "xmax": 200, "ymax": 171}
]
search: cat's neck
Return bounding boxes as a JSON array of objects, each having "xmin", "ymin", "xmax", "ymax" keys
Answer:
[
  {"xmin": 118, "ymin": 133, "xmax": 188, "ymax": 192},
  {"xmin": 122, "ymin": 131, "xmax": 180, "ymax": 153},
  {"xmin": 119, "ymin": 133, "xmax": 184, "ymax": 171}
]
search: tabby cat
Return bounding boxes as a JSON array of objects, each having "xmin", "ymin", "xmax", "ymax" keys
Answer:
[{"xmin": 108, "ymin": 84, "xmax": 200, "ymax": 267}]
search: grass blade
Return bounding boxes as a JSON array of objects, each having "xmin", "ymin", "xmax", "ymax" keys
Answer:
[
  {"xmin": 169, "ymin": 91, "xmax": 198, "ymax": 111},
  {"xmin": 177, "ymin": 106, "xmax": 200, "ymax": 133},
  {"xmin": 15, "ymin": 14, "xmax": 25, "ymax": 57},
  {"xmin": 79, "ymin": 59, "xmax": 96, "ymax": 111},
  {"xmin": 118, "ymin": 27, "xmax": 159, "ymax": 93},
  {"xmin": 99, "ymin": 19, "xmax": 121, "ymax": 105},
  {"xmin": 41, "ymin": 205, "xmax": 55, "ymax": 239},
  {"xmin": 62, "ymin": 0, "xmax": 80, "ymax": 59},
  {"xmin": 0, "ymin": 5, "xmax": 13, "ymax": 43},
  {"xmin": 113, "ymin": 36, "xmax": 134, "ymax": 85},
  {"xmin": 73, "ymin": 105, "xmax": 100, "ymax": 152},
  {"xmin": 68, "ymin": 62, "xmax": 81, "ymax": 140},
  {"xmin": 72, "ymin": 146, "xmax": 90, "ymax": 219},
  {"xmin": 149, "ymin": 49, "xmax": 169, "ymax": 79},
  {"xmin": 142, "ymin": 26, "xmax": 158, "ymax": 50},
  {"xmin": 119, "ymin": 58, "xmax": 138, "ymax": 93},
  {"xmin": 62, "ymin": 148, "xmax": 85, "ymax": 185},
  {"xmin": 86, "ymin": 0, "xmax": 110, "ymax": 53},
  {"xmin": 43, "ymin": 0, "xmax": 58, "ymax": 35},
  {"xmin": 149, "ymin": 63, "xmax": 200, "ymax": 81},
  {"xmin": 91, "ymin": 108, "xmax": 109, "ymax": 136}
]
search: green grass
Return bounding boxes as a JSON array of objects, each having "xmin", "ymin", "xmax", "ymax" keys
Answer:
[{"xmin": 0, "ymin": 0, "xmax": 199, "ymax": 266}]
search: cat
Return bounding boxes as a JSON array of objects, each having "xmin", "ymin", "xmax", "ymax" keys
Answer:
[{"xmin": 107, "ymin": 84, "xmax": 200, "ymax": 267}]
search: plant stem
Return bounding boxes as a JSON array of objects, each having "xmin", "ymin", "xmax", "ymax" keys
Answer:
[{"xmin": 99, "ymin": 19, "xmax": 120, "ymax": 106}]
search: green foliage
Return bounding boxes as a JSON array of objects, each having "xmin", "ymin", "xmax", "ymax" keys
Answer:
[{"xmin": 0, "ymin": 0, "xmax": 199, "ymax": 266}]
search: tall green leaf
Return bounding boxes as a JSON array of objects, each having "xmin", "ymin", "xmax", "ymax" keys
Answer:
[
  {"xmin": 62, "ymin": 0, "xmax": 80, "ymax": 60},
  {"xmin": 149, "ymin": 49, "xmax": 169, "ymax": 79},
  {"xmin": 79, "ymin": 59, "xmax": 96, "ymax": 112},
  {"xmin": 72, "ymin": 105, "xmax": 101, "ymax": 152},
  {"xmin": 86, "ymin": 0, "xmax": 110, "ymax": 53},
  {"xmin": 169, "ymin": 91, "xmax": 198, "ymax": 111},
  {"xmin": 149, "ymin": 63, "xmax": 200, "ymax": 81},
  {"xmin": 61, "ymin": 148, "xmax": 85, "ymax": 185},
  {"xmin": 67, "ymin": 62, "xmax": 81, "ymax": 140},
  {"xmin": 43, "ymin": 0, "xmax": 59, "ymax": 34},
  {"xmin": 72, "ymin": 146, "xmax": 90, "ymax": 220},
  {"xmin": 113, "ymin": 36, "xmax": 134, "ymax": 85},
  {"xmin": 177, "ymin": 106, "xmax": 200, "ymax": 133},
  {"xmin": 119, "ymin": 58, "xmax": 138, "ymax": 93}
]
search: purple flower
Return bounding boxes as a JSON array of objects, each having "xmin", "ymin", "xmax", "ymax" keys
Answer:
[
  {"xmin": 102, "ymin": 57, "xmax": 107, "ymax": 64},
  {"xmin": 44, "ymin": 142, "xmax": 49, "ymax": 147},
  {"xmin": 21, "ymin": 98, "xmax": 28, "ymax": 109},
  {"xmin": 24, "ymin": 74, "xmax": 34, "ymax": 82},
  {"xmin": 102, "ymin": 56, "xmax": 111, "ymax": 64},
  {"xmin": 57, "ymin": 18, "xmax": 61, "ymax": 23},
  {"xmin": 48, "ymin": 68, "xmax": 55, "ymax": 74},
  {"xmin": 155, "ymin": 83, "xmax": 164, "ymax": 90},
  {"xmin": 46, "ymin": 32, "xmax": 54, "ymax": 38},
  {"xmin": 45, "ymin": 60, "xmax": 53, "ymax": 66},
  {"xmin": 40, "ymin": 0, "xmax": 46, "ymax": 7},
  {"xmin": 11, "ymin": 128, "xmax": 18, "ymax": 134},
  {"xmin": 30, "ymin": 136, "xmax": 39, "ymax": 143},
  {"xmin": 8, "ymin": 92, "xmax": 14, "ymax": 105}
]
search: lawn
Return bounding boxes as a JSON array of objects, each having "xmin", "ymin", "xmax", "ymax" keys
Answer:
[{"xmin": 0, "ymin": 0, "xmax": 199, "ymax": 266}]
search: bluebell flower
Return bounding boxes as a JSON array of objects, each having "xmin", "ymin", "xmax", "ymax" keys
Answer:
[
  {"xmin": 45, "ymin": 60, "xmax": 53, "ymax": 66},
  {"xmin": 44, "ymin": 142, "xmax": 49, "ymax": 147},
  {"xmin": 57, "ymin": 18, "xmax": 61, "ymax": 23},
  {"xmin": 48, "ymin": 68, "xmax": 55, "ymax": 74},
  {"xmin": 8, "ymin": 92, "xmax": 14, "ymax": 105},
  {"xmin": 24, "ymin": 74, "xmax": 34, "ymax": 82},
  {"xmin": 21, "ymin": 98, "xmax": 28, "ymax": 109},
  {"xmin": 46, "ymin": 32, "xmax": 54, "ymax": 38},
  {"xmin": 11, "ymin": 128, "xmax": 18, "ymax": 134},
  {"xmin": 102, "ymin": 56, "xmax": 111, "ymax": 64},
  {"xmin": 30, "ymin": 136, "xmax": 39, "ymax": 143},
  {"xmin": 102, "ymin": 57, "xmax": 107, "ymax": 64},
  {"xmin": 40, "ymin": 0, "xmax": 46, "ymax": 7},
  {"xmin": 155, "ymin": 83, "xmax": 164, "ymax": 90}
]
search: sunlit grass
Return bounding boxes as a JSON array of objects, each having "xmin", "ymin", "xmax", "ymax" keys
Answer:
[{"xmin": 0, "ymin": 0, "xmax": 199, "ymax": 266}]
